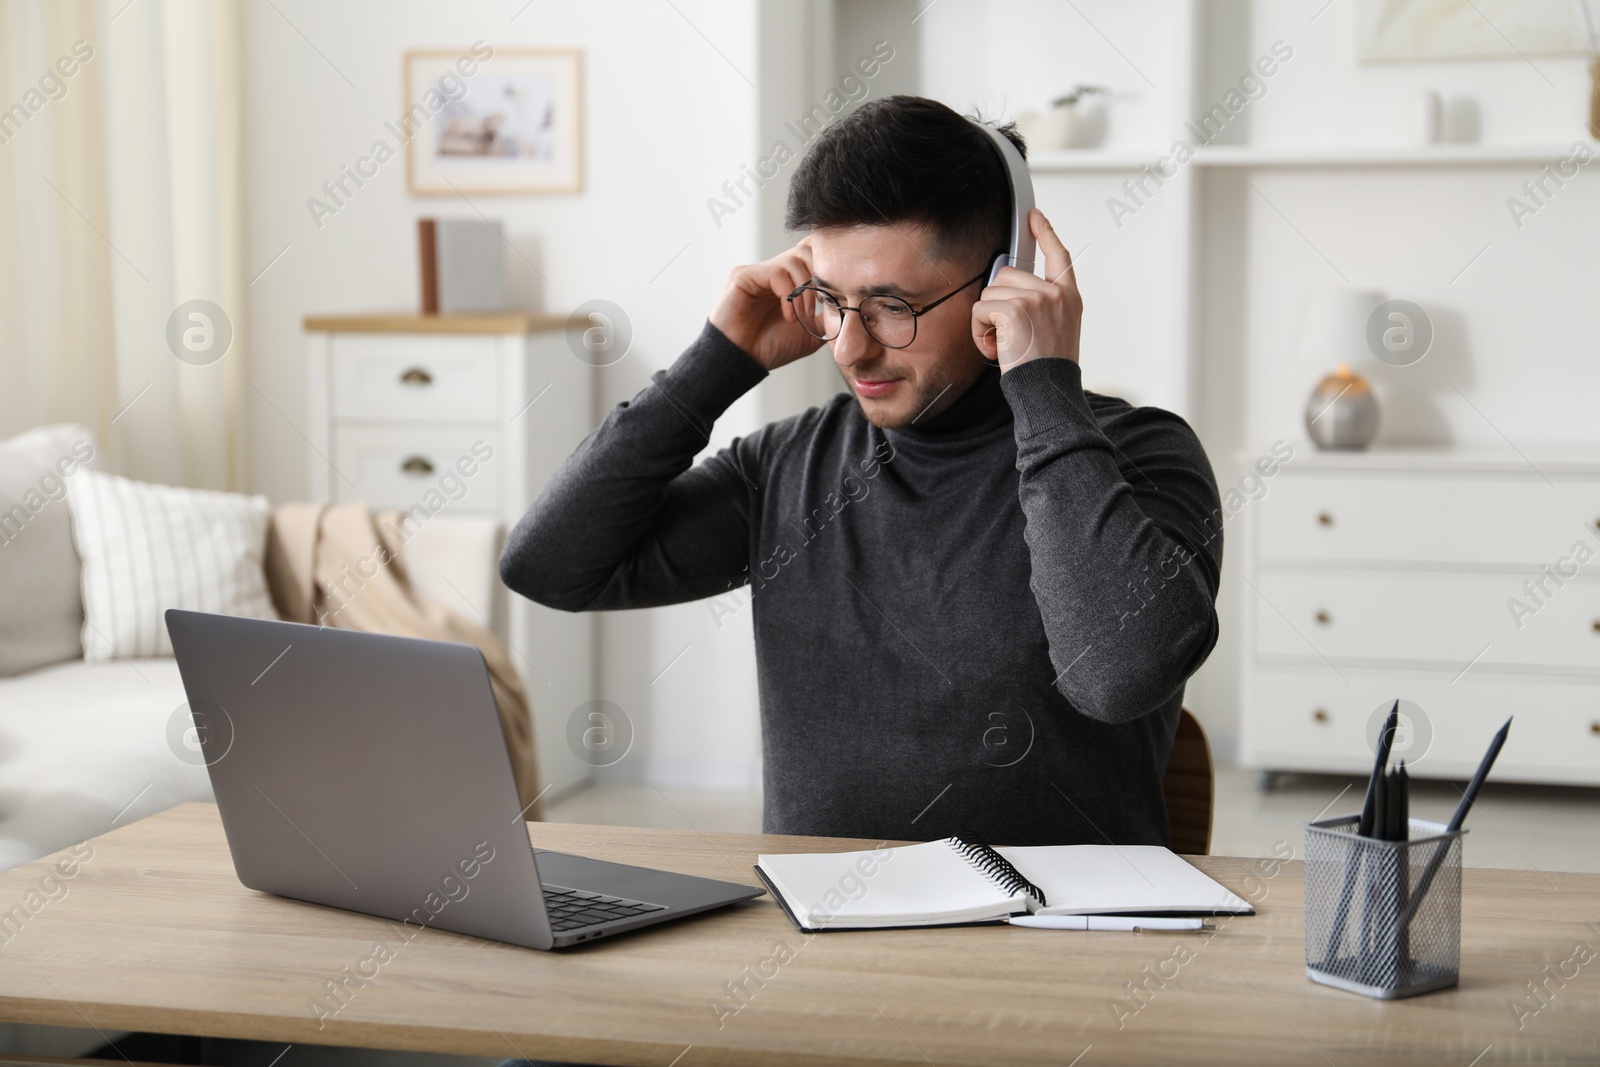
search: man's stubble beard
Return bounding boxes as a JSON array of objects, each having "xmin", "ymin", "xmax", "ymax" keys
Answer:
[
  {"xmin": 860, "ymin": 362, "xmax": 984, "ymax": 429},
  {"xmin": 858, "ymin": 376, "xmax": 946, "ymax": 429}
]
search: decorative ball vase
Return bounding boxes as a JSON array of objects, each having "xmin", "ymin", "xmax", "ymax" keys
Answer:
[{"xmin": 1304, "ymin": 365, "xmax": 1379, "ymax": 450}]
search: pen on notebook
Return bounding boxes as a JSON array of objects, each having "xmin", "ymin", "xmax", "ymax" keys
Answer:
[{"xmin": 1005, "ymin": 915, "xmax": 1212, "ymax": 933}]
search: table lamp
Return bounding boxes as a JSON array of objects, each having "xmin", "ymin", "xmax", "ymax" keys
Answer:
[{"xmin": 1298, "ymin": 286, "xmax": 1384, "ymax": 450}]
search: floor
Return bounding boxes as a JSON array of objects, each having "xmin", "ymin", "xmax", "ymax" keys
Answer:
[{"xmin": 546, "ymin": 763, "xmax": 1600, "ymax": 874}]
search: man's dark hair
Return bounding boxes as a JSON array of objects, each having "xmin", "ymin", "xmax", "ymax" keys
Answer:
[{"xmin": 785, "ymin": 94, "xmax": 1027, "ymax": 272}]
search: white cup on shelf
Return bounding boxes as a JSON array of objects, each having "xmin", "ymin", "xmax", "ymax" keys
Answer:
[{"xmin": 1412, "ymin": 89, "xmax": 1442, "ymax": 144}]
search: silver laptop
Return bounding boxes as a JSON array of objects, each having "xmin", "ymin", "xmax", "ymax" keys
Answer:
[{"xmin": 165, "ymin": 609, "xmax": 763, "ymax": 949}]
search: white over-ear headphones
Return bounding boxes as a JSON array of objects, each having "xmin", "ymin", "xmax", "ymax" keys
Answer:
[{"xmin": 968, "ymin": 118, "xmax": 1037, "ymax": 285}]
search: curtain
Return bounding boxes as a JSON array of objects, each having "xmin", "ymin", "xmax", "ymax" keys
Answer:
[
  {"xmin": 0, "ymin": 0, "xmax": 247, "ymax": 491},
  {"xmin": 0, "ymin": 0, "xmax": 116, "ymax": 451}
]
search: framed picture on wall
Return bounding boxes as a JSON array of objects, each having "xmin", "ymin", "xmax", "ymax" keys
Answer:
[
  {"xmin": 404, "ymin": 47, "xmax": 583, "ymax": 195},
  {"xmin": 1355, "ymin": 0, "xmax": 1597, "ymax": 62}
]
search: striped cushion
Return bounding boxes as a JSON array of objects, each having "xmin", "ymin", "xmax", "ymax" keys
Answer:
[{"xmin": 67, "ymin": 469, "xmax": 278, "ymax": 661}]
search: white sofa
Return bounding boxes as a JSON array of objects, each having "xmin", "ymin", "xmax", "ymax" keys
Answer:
[
  {"xmin": 0, "ymin": 425, "xmax": 507, "ymax": 872},
  {"xmin": 0, "ymin": 657, "xmax": 210, "ymax": 871}
]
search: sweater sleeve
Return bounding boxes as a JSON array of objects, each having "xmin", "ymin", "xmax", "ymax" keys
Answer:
[
  {"xmin": 499, "ymin": 320, "xmax": 771, "ymax": 611},
  {"xmin": 999, "ymin": 357, "xmax": 1223, "ymax": 724}
]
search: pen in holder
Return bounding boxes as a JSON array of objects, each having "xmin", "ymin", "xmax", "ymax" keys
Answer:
[{"xmin": 1303, "ymin": 815, "xmax": 1465, "ymax": 999}]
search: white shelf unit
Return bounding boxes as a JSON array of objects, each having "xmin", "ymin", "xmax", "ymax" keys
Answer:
[
  {"xmin": 1032, "ymin": 141, "xmax": 1600, "ymax": 171},
  {"xmin": 303, "ymin": 313, "xmax": 598, "ymax": 800}
]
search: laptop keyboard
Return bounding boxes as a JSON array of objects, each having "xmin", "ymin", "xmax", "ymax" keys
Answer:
[{"xmin": 542, "ymin": 884, "xmax": 666, "ymax": 932}]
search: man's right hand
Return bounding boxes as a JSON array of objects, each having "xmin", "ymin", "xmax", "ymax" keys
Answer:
[{"xmin": 709, "ymin": 238, "xmax": 825, "ymax": 372}]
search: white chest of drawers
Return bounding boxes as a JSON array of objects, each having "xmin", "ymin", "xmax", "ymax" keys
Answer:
[
  {"xmin": 1240, "ymin": 446, "xmax": 1600, "ymax": 788},
  {"xmin": 304, "ymin": 313, "xmax": 597, "ymax": 798}
]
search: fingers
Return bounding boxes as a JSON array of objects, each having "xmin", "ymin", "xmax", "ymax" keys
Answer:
[
  {"xmin": 1032, "ymin": 209, "xmax": 1077, "ymax": 290},
  {"xmin": 966, "ymin": 214, "xmax": 1083, "ymax": 370},
  {"xmin": 737, "ymin": 246, "xmax": 811, "ymax": 323},
  {"xmin": 777, "ymin": 244, "xmax": 816, "ymax": 311},
  {"xmin": 781, "ymin": 238, "xmax": 814, "ymax": 286},
  {"xmin": 988, "ymin": 265, "xmax": 1052, "ymax": 295},
  {"xmin": 978, "ymin": 283, "xmax": 1044, "ymax": 303},
  {"xmin": 767, "ymin": 265, "xmax": 801, "ymax": 320},
  {"xmin": 970, "ymin": 304, "xmax": 1000, "ymax": 361},
  {"xmin": 970, "ymin": 296, "xmax": 1038, "ymax": 366}
]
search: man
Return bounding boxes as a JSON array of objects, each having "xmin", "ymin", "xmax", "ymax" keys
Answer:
[{"xmin": 501, "ymin": 95, "xmax": 1221, "ymax": 847}]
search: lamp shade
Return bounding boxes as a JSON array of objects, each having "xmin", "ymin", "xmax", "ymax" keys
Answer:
[{"xmin": 1297, "ymin": 286, "xmax": 1384, "ymax": 369}]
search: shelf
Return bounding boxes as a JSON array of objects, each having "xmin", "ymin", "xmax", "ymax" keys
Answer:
[
  {"xmin": 1029, "ymin": 141, "xmax": 1599, "ymax": 172},
  {"xmin": 303, "ymin": 312, "xmax": 571, "ymax": 334},
  {"xmin": 1194, "ymin": 142, "xmax": 1598, "ymax": 167},
  {"xmin": 1027, "ymin": 149, "xmax": 1179, "ymax": 171},
  {"xmin": 1236, "ymin": 443, "xmax": 1600, "ymax": 473}
]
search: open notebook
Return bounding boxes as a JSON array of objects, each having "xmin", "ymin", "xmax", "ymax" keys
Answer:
[{"xmin": 755, "ymin": 837, "xmax": 1253, "ymax": 931}]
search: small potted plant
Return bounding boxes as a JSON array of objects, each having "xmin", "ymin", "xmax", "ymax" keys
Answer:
[{"xmin": 1018, "ymin": 84, "xmax": 1108, "ymax": 150}]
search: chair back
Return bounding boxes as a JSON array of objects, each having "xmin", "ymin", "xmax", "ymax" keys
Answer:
[{"xmin": 1164, "ymin": 707, "xmax": 1213, "ymax": 855}]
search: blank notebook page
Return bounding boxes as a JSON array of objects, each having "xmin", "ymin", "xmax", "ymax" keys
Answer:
[
  {"xmin": 995, "ymin": 844, "xmax": 1252, "ymax": 915},
  {"xmin": 756, "ymin": 840, "xmax": 1026, "ymax": 927}
]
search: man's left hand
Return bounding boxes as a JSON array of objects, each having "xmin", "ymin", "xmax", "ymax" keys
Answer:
[{"xmin": 971, "ymin": 209, "xmax": 1082, "ymax": 372}]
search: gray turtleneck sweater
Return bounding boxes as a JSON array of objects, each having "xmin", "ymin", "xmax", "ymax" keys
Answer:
[{"xmin": 501, "ymin": 322, "xmax": 1222, "ymax": 847}]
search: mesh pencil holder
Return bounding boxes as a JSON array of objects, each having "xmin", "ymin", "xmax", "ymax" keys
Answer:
[{"xmin": 1303, "ymin": 815, "xmax": 1466, "ymax": 1000}]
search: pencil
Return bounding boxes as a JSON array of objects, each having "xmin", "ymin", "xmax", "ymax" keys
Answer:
[
  {"xmin": 1359, "ymin": 701, "xmax": 1400, "ymax": 837},
  {"xmin": 1326, "ymin": 699, "xmax": 1400, "ymax": 971},
  {"xmin": 1397, "ymin": 718, "xmax": 1512, "ymax": 935},
  {"xmin": 1447, "ymin": 718, "xmax": 1511, "ymax": 832},
  {"xmin": 1398, "ymin": 761, "xmax": 1409, "ymax": 841}
]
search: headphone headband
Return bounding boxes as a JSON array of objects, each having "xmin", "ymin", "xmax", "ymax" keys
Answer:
[{"xmin": 967, "ymin": 119, "xmax": 1037, "ymax": 285}]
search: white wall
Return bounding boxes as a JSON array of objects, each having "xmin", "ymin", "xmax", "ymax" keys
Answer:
[
  {"xmin": 917, "ymin": 0, "xmax": 1183, "ymax": 147},
  {"xmin": 1218, "ymin": 0, "xmax": 1595, "ymax": 145}
]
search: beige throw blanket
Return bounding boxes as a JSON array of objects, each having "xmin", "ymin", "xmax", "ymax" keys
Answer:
[{"xmin": 263, "ymin": 503, "xmax": 543, "ymax": 821}]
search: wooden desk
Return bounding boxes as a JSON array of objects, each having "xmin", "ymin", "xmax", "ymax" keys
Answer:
[{"xmin": 1, "ymin": 804, "xmax": 1595, "ymax": 1065}]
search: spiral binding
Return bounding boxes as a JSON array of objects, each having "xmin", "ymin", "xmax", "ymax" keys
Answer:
[{"xmin": 948, "ymin": 835, "xmax": 1048, "ymax": 908}]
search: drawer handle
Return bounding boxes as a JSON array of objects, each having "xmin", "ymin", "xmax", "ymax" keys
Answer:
[
  {"xmin": 1591, "ymin": 721, "xmax": 1600, "ymax": 735},
  {"xmin": 1592, "ymin": 620, "xmax": 1600, "ymax": 633},
  {"xmin": 1314, "ymin": 610, "xmax": 1331, "ymax": 625},
  {"xmin": 398, "ymin": 367, "xmax": 434, "ymax": 387},
  {"xmin": 1312, "ymin": 708, "xmax": 1329, "ymax": 724},
  {"xmin": 400, "ymin": 455, "xmax": 435, "ymax": 476},
  {"xmin": 1316, "ymin": 511, "xmax": 1334, "ymax": 527}
]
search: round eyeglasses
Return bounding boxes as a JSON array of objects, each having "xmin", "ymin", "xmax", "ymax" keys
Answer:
[{"xmin": 785, "ymin": 265, "xmax": 992, "ymax": 350}]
